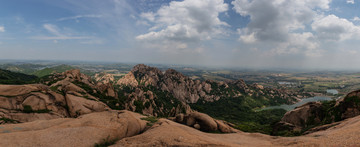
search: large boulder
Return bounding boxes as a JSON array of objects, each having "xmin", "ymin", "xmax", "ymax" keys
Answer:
[
  {"xmin": 187, "ymin": 112, "xmax": 218, "ymax": 132},
  {"xmin": 0, "ymin": 84, "xmax": 47, "ymax": 96},
  {"xmin": 336, "ymin": 90, "xmax": 360, "ymax": 119},
  {"xmin": 280, "ymin": 102, "xmax": 323, "ymax": 131},
  {"xmin": 0, "ymin": 82, "xmax": 111, "ymax": 123},
  {"xmin": 65, "ymin": 94, "xmax": 110, "ymax": 117},
  {"xmin": 174, "ymin": 112, "xmax": 238, "ymax": 133},
  {"xmin": 0, "ymin": 110, "xmax": 147, "ymax": 147},
  {"xmin": 0, "ymin": 84, "xmax": 70, "ymax": 123},
  {"xmin": 115, "ymin": 119, "xmax": 272, "ymax": 147}
]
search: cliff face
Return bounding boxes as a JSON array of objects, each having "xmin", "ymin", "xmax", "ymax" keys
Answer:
[{"xmin": 121, "ymin": 64, "xmax": 220, "ymax": 103}]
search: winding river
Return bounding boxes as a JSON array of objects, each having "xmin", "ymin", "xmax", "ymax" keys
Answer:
[{"xmin": 258, "ymin": 96, "xmax": 333, "ymax": 111}]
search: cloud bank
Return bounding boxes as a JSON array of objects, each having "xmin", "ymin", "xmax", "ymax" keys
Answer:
[{"xmin": 136, "ymin": 0, "xmax": 228, "ymax": 52}]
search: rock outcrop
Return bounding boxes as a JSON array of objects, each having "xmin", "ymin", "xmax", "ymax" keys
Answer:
[
  {"xmin": 0, "ymin": 69, "xmax": 111, "ymax": 123},
  {"xmin": 0, "ymin": 110, "xmax": 147, "ymax": 147},
  {"xmin": 65, "ymin": 94, "xmax": 110, "ymax": 117},
  {"xmin": 279, "ymin": 102, "xmax": 323, "ymax": 131},
  {"xmin": 116, "ymin": 72, "xmax": 138, "ymax": 87},
  {"xmin": 174, "ymin": 112, "xmax": 238, "ymax": 133},
  {"xmin": 2, "ymin": 109, "xmax": 360, "ymax": 146},
  {"xmin": 336, "ymin": 89, "xmax": 360, "ymax": 119},
  {"xmin": 116, "ymin": 115, "xmax": 360, "ymax": 146},
  {"xmin": 274, "ymin": 89, "xmax": 360, "ymax": 134}
]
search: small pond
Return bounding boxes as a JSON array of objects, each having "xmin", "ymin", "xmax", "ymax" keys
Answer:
[{"xmin": 327, "ymin": 89, "xmax": 339, "ymax": 95}]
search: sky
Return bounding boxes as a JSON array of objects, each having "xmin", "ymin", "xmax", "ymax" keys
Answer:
[{"xmin": 1, "ymin": 0, "xmax": 360, "ymax": 69}]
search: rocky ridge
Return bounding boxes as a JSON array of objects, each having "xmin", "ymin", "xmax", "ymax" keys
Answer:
[{"xmin": 113, "ymin": 64, "xmax": 310, "ymax": 117}]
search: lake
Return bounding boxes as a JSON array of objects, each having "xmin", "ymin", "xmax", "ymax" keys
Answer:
[
  {"xmin": 278, "ymin": 81, "xmax": 296, "ymax": 85},
  {"xmin": 327, "ymin": 89, "xmax": 339, "ymax": 95},
  {"xmin": 258, "ymin": 96, "xmax": 333, "ymax": 111}
]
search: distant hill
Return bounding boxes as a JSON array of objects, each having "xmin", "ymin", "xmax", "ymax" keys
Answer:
[
  {"xmin": 0, "ymin": 69, "xmax": 38, "ymax": 84},
  {"xmin": 32, "ymin": 64, "xmax": 76, "ymax": 77},
  {"xmin": 0, "ymin": 63, "xmax": 45, "ymax": 75}
]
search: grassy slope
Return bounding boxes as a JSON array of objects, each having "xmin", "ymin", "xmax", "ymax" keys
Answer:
[
  {"xmin": 0, "ymin": 69, "xmax": 38, "ymax": 84},
  {"xmin": 32, "ymin": 65, "xmax": 75, "ymax": 77}
]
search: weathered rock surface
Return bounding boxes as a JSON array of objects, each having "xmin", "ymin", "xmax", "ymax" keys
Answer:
[
  {"xmin": 336, "ymin": 89, "xmax": 360, "ymax": 119},
  {"xmin": 0, "ymin": 110, "xmax": 147, "ymax": 147},
  {"xmin": 0, "ymin": 69, "xmax": 112, "ymax": 123},
  {"xmin": 174, "ymin": 112, "xmax": 238, "ymax": 133},
  {"xmin": 115, "ymin": 115, "xmax": 360, "ymax": 146},
  {"xmin": 116, "ymin": 72, "xmax": 138, "ymax": 87},
  {"xmin": 65, "ymin": 94, "xmax": 110, "ymax": 117},
  {"xmin": 0, "ymin": 84, "xmax": 47, "ymax": 96},
  {"xmin": 115, "ymin": 119, "xmax": 274, "ymax": 147},
  {"xmin": 1, "ymin": 110, "xmax": 360, "ymax": 147},
  {"xmin": 280, "ymin": 102, "xmax": 323, "ymax": 131}
]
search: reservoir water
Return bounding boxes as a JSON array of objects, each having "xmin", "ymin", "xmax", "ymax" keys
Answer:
[
  {"xmin": 258, "ymin": 96, "xmax": 333, "ymax": 111},
  {"xmin": 327, "ymin": 89, "xmax": 339, "ymax": 95}
]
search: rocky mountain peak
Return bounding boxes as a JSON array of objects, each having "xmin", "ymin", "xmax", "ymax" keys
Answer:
[
  {"xmin": 130, "ymin": 64, "xmax": 162, "ymax": 87},
  {"xmin": 164, "ymin": 68, "xmax": 184, "ymax": 77},
  {"xmin": 131, "ymin": 64, "xmax": 162, "ymax": 77},
  {"xmin": 64, "ymin": 69, "xmax": 81, "ymax": 79}
]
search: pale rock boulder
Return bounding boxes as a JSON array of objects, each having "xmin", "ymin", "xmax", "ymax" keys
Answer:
[
  {"xmin": 174, "ymin": 112, "xmax": 238, "ymax": 133},
  {"xmin": 51, "ymin": 80, "xmax": 87, "ymax": 94},
  {"xmin": 21, "ymin": 92, "xmax": 49, "ymax": 110},
  {"xmin": 0, "ymin": 110, "xmax": 147, "ymax": 147},
  {"xmin": 65, "ymin": 94, "xmax": 110, "ymax": 117},
  {"xmin": 0, "ymin": 84, "xmax": 47, "ymax": 96},
  {"xmin": 0, "ymin": 96, "xmax": 14, "ymax": 110},
  {"xmin": 215, "ymin": 120, "xmax": 239, "ymax": 133},
  {"xmin": 280, "ymin": 102, "xmax": 323, "ymax": 130},
  {"xmin": 6, "ymin": 112, "xmax": 64, "ymax": 123},
  {"xmin": 115, "ymin": 119, "xmax": 268, "ymax": 147}
]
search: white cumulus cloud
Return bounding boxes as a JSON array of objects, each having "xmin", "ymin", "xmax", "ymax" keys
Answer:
[
  {"xmin": 232, "ymin": 0, "xmax": 331, "ymax": 56},
  {"xmin": 352, "ymin": 16, "xmax": 360, "ymax": 21},
  {"xmin": 312, "ymin": 15, "xmax": 360, "ymax": 41},
  {"xmin": 347, "ymin": 0, "xmax": 355, "ymax": 4},
  {"xmin": 0, "ymin": 26, "xmax": 5, "ymax": 32},
  {"xmin": 136, "ymin": 0, "xmax": 228, "ymax": 51}
]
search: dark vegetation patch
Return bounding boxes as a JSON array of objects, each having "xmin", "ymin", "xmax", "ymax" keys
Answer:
[
  {"xmin": 0, "ymin": 117, "xmax": 19, "ymax": 123},
  {"xmin": 141, "ymin": 116, "xmax": 158, "ymax": 126},
  {"xmin": 94, "ymin": 136, "xmax": 119, "ymax": 147},
  {"xmin": 22, "ymin": 105, "xmax": 51, "ymax": 113},
  {"xmin": 190, "ymin": 97, "xmax": 287, "ymax": 134},
  {"xmin": 0, "ymin": 69, "xmax": 38, "ymax": 84}
]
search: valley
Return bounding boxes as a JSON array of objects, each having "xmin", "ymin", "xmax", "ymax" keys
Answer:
[{"xmin": 1, "ymin": 61, "xmax": 360, "ymax": 146}]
